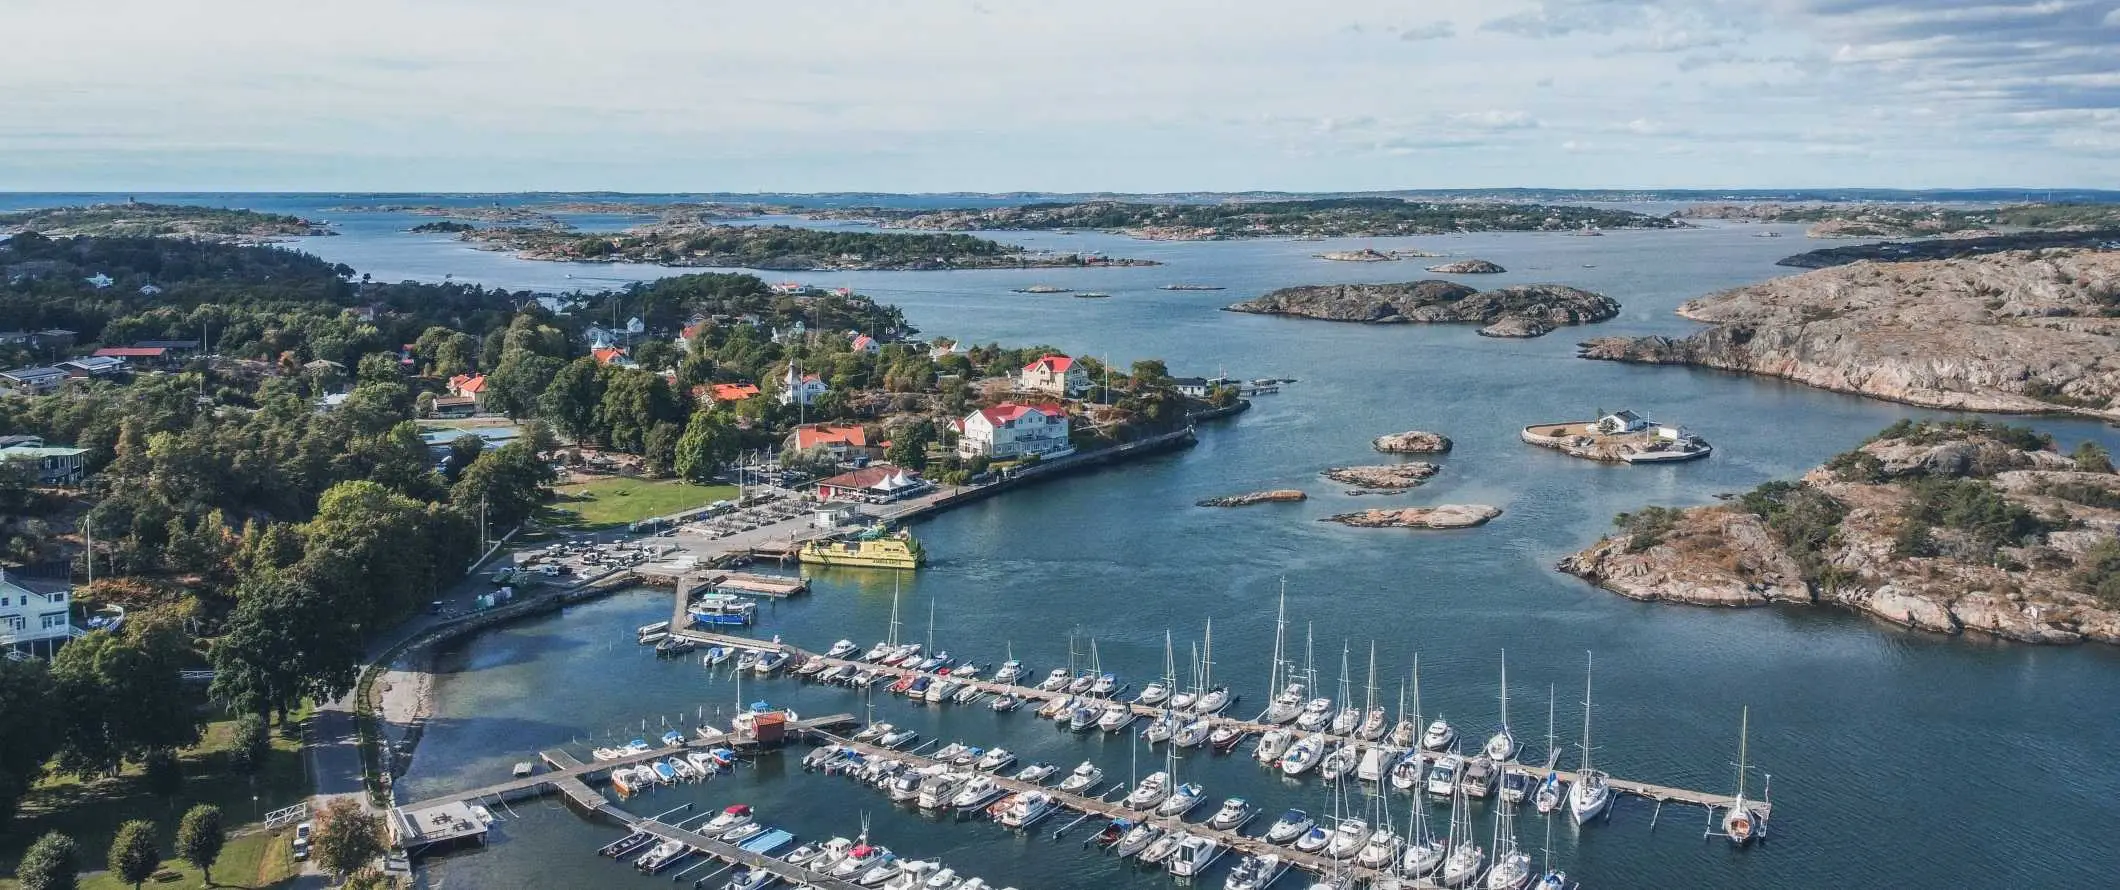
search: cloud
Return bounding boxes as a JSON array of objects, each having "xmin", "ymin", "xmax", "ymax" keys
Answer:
[
  {"xmin": 1449, "ymin": 110, "xmax": 1541, "ymax": 129},
  {"xmin": 2106, "ymin": 5, "xmax": 2120, "ymax": 24},
  {"xmin": 1481, "ymin": 0, "xmax": 1659, "ymax": 37},
  {"xmin": 1398, "ymin": 21, "xmax": 1457, "ymax": 40}
]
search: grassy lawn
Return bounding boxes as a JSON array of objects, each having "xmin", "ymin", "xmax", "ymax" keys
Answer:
[
  {"xmin": 546, "ymin": 477, "xmax": 738, "ymax": 528},
  {"xmin": 71, "ymin": 830, "xmax": 298, "ymax": 890},
  {"xmin": 1, "ymin": 708, "xmax": 312, "ymax": 888}
]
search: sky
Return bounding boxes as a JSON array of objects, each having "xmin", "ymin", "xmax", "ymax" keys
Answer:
[{"xmin": 3, "ymin": 0, "xmax": 2117, "ymax": 192}]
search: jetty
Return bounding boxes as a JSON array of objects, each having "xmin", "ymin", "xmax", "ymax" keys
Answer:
[{"xmin": 668, "ymin": 626, "xmax": 1767, "ymax": 822}]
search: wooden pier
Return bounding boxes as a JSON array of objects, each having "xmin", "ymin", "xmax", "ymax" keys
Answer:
[
  {"xmin": 671, "ymin": 627, "xmax": 1768, "ymax": 821},
  {"xmin": 629, "ymin": 821, "xmax": 868, "ymax": 890}
]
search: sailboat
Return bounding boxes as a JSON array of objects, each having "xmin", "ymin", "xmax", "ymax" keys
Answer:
[
  {"xmin": 864, "ymin": 583, "xmax": 903, "ymax": 661},
  {"xmin": 1171, "ymin": 642, "xmax": 1200, "ymax": 711},
  {"xmin": 1259, "ymin": 582, "xmax": 1305, "ymax": 725},
  {"xmin": 1295, "ymin": 626, "xmax": 1333, "ymax": 732},
  {"xmin": 994, "ymin": 643, "xmax": 1024, "ymax": 685},
  {"xmin": 1568, "ymin": 652, "xmax": 1612, "ymax": 825},
  {"xmin": 1484, "ymin": 650, "xmax": 1521, "ymax": 762},
  {"xmin": 1439, "ymin": 784, "xmax": 1485, "ymax": 887},
  {"xmin": 1390, "ymin": 678, "xmax": 1418, "ymax": 748},
  {"xmin": 1536, "ymin": 795, "xmax": 1569, "ymax": 889},
  {"xmin": 1329, "ymin": 643, "xmax": 1360, "ymax": 735},
  {"xmin": 1193, "ymin": 619, "xmax": 1230, "ymax": 714},
  {"xmin": 1533, "ymin": 685, "xmax": 1565, "ymax": 815},
  {"xmin": 1483, "ymin": 762, "xmax": 1534, "ymax": 889},
  {"xmin": 1401, "ymin": 771, "xmax": 1447, "ymax": 877},
  {"xmin": 1717, "ymin": 706, "xmax": 1767, "ymax": 846},
  {"xmin": 1356, "ymin": 642, "xmax": 1387, "ymax": 740}
]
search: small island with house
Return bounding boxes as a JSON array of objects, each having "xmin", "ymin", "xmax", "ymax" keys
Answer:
[{"xmin": 1520, "ymin": 409, "xmax": 1712, "ymax": 464}]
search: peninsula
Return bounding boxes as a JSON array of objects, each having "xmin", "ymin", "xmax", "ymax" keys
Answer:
[
  {"xmin": 1576, "ymin": 249, "xmax": 2120, "ymax": 420},
  {"xmin": 1227, "ymin": 281, "xmax": 1619, "ymax": 338},
  {"xmin": 0, "ymin": 202, "xmax": 327, "ymax": 242},
  {"xmin": 809, "ymin": 198, "xmax": 1682, "ymax": 241},
  {"xmin": 461, "ymin": 223, "xmax": 1156, "ymax": 271},
  {"xmin": 1560, "ymin": 420, "xmax": 2120, "ymax": 645},
  {"xmin": 1672, "ymin": 201, "xmax": 2120, "ymax": 239}
]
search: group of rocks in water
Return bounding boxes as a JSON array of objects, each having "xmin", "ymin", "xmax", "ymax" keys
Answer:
[{"xmin": 1198, "ymin": 428, "xmax": 1504, "ymax": 530}]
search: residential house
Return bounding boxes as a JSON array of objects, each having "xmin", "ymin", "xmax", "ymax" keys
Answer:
[
  {"xmin": 431, "ymin": 395, "xmax": 479, "ymax": 418},
  {"xmin": 134, "ymin": 339, "xmax": 201, "ymax": 357},
  {"xmin": 138, "ymin": 284, "xmax": 163, "ymax": 296},
  {"xmin": 1171, "ymin": 377, "xmax": 1211, "ymax": 398},
  {"xmin": 783, "ymin": 424, "xmax": 877, "ymax": 461},
  {"xmin": 779, "ymin": 364, "xmax": 829, "ymax": 407},
  {"xmin": 1595, "ymin": 410, "xmax": 1650, "ymax": 435},
  {"xmin": 815, "ymin": 464, "xmax": 930, "ymax": 503},
  {"xmin": 585, "ymin": 325, "xmax": 616, "ymax": 349},
  {"xmin": 448, "ymin": 373, "xmax": 490, "ymax": 402},
  {"xmin": 1020, "ymin": 354, "xmax": 1089, "ymax": 397},
  {"xmin": 708, "ymin": 383, "xmax": 761, "ymax": 404},
  {"xmin": 927, "ymin": 339, "xmax": 967, "ymax": 361},
  {"xmin": 91, "ymin": 346, "xmax": 169, "ymax": 369},
  {"xmin": 85, "ymin": 273, "xmax": 114, "ymax": 289},
  {"xmin": 849, "ymin": 333, "xmax": 880, "ymax": 354},
  {"xmin": 0, "ymin": 441, "xmax": 90, "ymax": 484},
  {"xmin": 0, "ymin": 575, "xmax": 74, "ymax": 659},
  {"xmin": 0, "ymin": 367, "xmax": 66, "ymax": 394},
  {"xmin": 591, "ymin": 346, "xmax": 635, "ymax": 369},
  {"xmin": 418, "ymin": 426, "xmax": 518, "ymax": 458},
  {"xmin": 57, "ymin": 356, "xmax": 126, "ymax": 378},
  {"xmin": 957, "ymin": 403, "xmax": 1072, "ymax": 460},
  {"xmin": 303, "ymin": 358, "xmax": 346, "ymax": 375}
]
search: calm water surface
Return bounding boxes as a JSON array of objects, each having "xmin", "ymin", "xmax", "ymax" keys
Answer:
[{"xmin": 12, "ymin": 194, "xmax": 2120, "ymax": 888}]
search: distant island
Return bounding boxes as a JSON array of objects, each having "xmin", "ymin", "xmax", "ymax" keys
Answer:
[
  {"xmin": 1775, "ymin": 229, "xmax": 2120, "ymax": 269},
  {"xmin": 0, "ymin": 202, "xmax": 328, "ymax": 242},
  {"xmin": 1577, "ymin": 248, "xmax": 2120, "ymax": 420},
  {"xmin": 808, "ymin": 198, "xmax": 1683, "ymax": 241},
  {"xmin": 1562, "ymin": 420, "xmax": 2120, "ymax": 645},
  {"xmin": 409, "ymin": 220, "xmax": 477, "ymax": 234},
  {"xmin": 1227, "ymin": 280, "xmax": 1619, "ymax": 338},
  {"xmin": 460, "ymin": 223, "xmax": 1157, "ymax": 271},
  {"xmin": 1674, "ymin": 201, "xmax": 2120, "ymax": 239}
]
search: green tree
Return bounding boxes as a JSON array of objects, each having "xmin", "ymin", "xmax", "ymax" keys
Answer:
[
  {"xmin": 632, "ymin": 339, "xmax": 678, "ymax": 373},
  {"xmin": 313, "ymin": 797, "xmax": 386, "ymax": 881},
  {"xmin": 643, "ymin": 421, "xmax": 682, "ymax": 477},
  {"xmin": 302, "ymin": 481, "xmax": 437, "ymax": 624},
  {"xmin": 17, "ymin": 831, "xmax": 78, "ymax": 890},
  {"xmin": 2074, "ymin": 441, "xmax": 2115, "ymax": 473},
  {"xmin": 483, "ymin": 350, "xmax": 561, "ymax": 419},
  {"xmin": 49, "ymin": 622, "xmax": 200, "ymax": 778},
  {"xmin": 673, "ymin": 410, "xmax": 736, "ymax": 483},
  {"xmin": 444, "ymin": 434, "xmax": 485, "ymax": 484},
  {"xmin": 0, "ymin": 658, "xmax": 57, "ymax": 831},
  {"xmin": 142, "ymin": 748, "xmax": 183, "ymax": 807},
  {"xmin": 413, "ymin": 326, "xmax": 479, "ymax": 377},
  {"xmin": 175, "ymin": 805, "xmax": 226, "ymax": 887},
  {"xmin": 108, "ymin": 819, "xmax": 161, "ymax": 890},
  {"xmin": 885, "ymin": 420, "xmax": 936, "ymax": 471},
  {"xmin": 596, "ymin": 369, "xmax": 680, "ymax": 453},
  {"xmin": 451, "ymin": 441, "xmax": 554, "ymax": 530},
  {"xmin": 538, "ymin": 357, "xmax": 606, "ymax": 443},
  {"xmin": 210, "ymin": 575, "xmax": 360, "ymax": 723},
  {"xmin": 228, "ymin": 713, "xmax": 270, "ymax": 776}
]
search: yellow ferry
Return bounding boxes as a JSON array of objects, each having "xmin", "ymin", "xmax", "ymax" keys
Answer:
[{"xmin": 799, "ymin": 524, "xmax": 925, "ymax": 570}]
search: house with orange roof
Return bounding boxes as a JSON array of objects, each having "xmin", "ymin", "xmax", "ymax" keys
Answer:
[
  {"xmin": 709, "ymin": 383, "xmax": 761, "ymax": 403},
  {"xmin": 448, "ymin": 373, "xmax": 489, "ymax": 400},
  {"xmin": 1020, "ymin": 354, "xmax": 1089, "ymax": 396},
  {"xmin": 849, "ymin": 333, "xmax": 880, "ymax": 354},
  {"xmin": 782, "ymin": 423, "xmax": 877, "ymax": 460},
  {"xmin": 957, "ymin": 402, "xmax": 1072, "ymax": 460},
  {"xmin": 592, "ymin": 346, "xmax": 635, "ymax": 369}
]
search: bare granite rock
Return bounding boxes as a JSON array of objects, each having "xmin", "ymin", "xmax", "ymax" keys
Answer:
[
  {"xmin": 1197, "ymin": 489, "xmax": 1308, "ymax": 507},
  {"xmin": 1323, "ymin": 464, "xmax": 1440, "ymax": 489},
  {"xmin": 1576, "ymin": 249, "xmax": 2120, "ymax": 420},
  {"xmin": 1477, "ymin": 316, "xmax": 1554, "ymax": 338},
  {"xmin": 1372, "ymin": 430, "xmax": 1453, "ymax": 454},
  {"xmin": 1325, "ymin": 504, "xmax": 1502, "ymax": 529},
  {"xmin": 1226, "ymin": 281, "xmax": 1617, "ymax": 337},
  {"xmin": 1426, "ymin": 259, "xmax": 1506, "ymax": 274},
  {"xmin": 1558, "ymin": 422, "xmax": 2120, "ymax": 646}
]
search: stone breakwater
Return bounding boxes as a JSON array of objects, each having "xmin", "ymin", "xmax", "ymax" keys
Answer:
[
  {"xmin": 1577, "ymin": 249, "xmax": 2120, "ymax": 421},
  {"xmin": 1326, "ymin": 504, "xmax": 1502, "ymax": 529},
  {"xmin": 1227, "ymin": 281, "xmax": 1618, "ymax": 339}
]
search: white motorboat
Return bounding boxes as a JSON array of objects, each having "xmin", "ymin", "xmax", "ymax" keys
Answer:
[
  {"xmin": 700, "ymin": 804, "xmax": 754, "ymax": 836},
  {"xmin": 1056, "ymin": 760, "xmax": 1103, "ymax": 793},
  {"xmin": 1066, "ymin": 673, "xmax": 1096, "ymax": 695},
  {"xmin": 882, "ymin": 643, "xmax": 921, "ymax": 666},
  {"xmin": 1037, "ymin": 668, "xmax": 1071, "ymax": 691},
  {"xmin": 1012, "ymin": 761, "xmax": 1057, "ymax": 783},
  {"xmin": 1113, "ymin": 821, "xmax": 1162, "ymax": 858},
  {"xmin": 1324, "ymin": 818, "xmax": 1370, "ymax": 859},
  {"xmin": 927, "ymin": 678, "xmax": 961, "ymax": 703},
  {"xmin": 932, "ymin": 742, "xmax": 970, "ymax": 762},
  {"xmin": 1253, "ymin": 728, "xmax": 1293, "ymax": 764},
  {"xmin": 1036, "ymin": 694, "xmax": 1073, "ymax": 720},
  {"xmin": 1279, "ymin": 734, "xmax": 1326, "ymax": 776},
  {"xmin": 1090, "ymin": 672, "xmax": 1119, "ymax": 697},
  {"xmin": 922, "ymin": 866, "xmax": 962, "ymax": 890},
  {"xmin": 782, "ymin": 841, "xmax": 826, "ymax": 867},
  {"xmin": 1156, "ymin": 782, "xmax": 1205, "ymax": 817},
  {"xmin": 804, "ymin": 744, "xmax": 845, "ymax": 769},
  {"xmin": 879, "ymin": 728, "xmax": 918, "ymax": 749},
  {"xmin": 1207, "ymin": 797, "xmax": 1256, "ymax": 831},
  {"xmin": 828, "ymin": 639, "xmax": 860, "ymax": 659},
  {"xmin": 974, "ymin": 748, "xmax": 1016, "ymax": 772},
  {"xmin": 1536, "ymin": 872, "xmax": 1569, "ymax": 890},
  {"xmin": 1136, "ymin": 680, "xmax": 1170, "ymax": 706},
  {"xmin": 952, "ymin": 682, "xmax": 983, "ymax": 705},
  {"xmin": 821, "ymin": 664, "xmax": 855, "ymax": 684},
  {"xmin": 1123, "ymin": 771, "xmax": 1171, "ymax": 810},
  {"xmin": 951, "ymin": 776, "xmax": 1005, "ymax": 810},
  {"xmin": 881, "ymin": 861, "xmax": 938, "ymax": 890},
  {"xmin": 851, "ymin": 669, "xmax": 878, "ymax": 687},
  {"xmin": 725, "ymin": 863, "xmax": 776, "ymax": 889},
  {"xmin": 1427, "ymin": 754, "xmax": 1466, "ymax": 797},
  {"xmin": 1390, "ymin": 750, "xmax": 1427, "ymax": 792},
  {"xmin": 993, "ymin": 659, "xmax": 1024, "ymax": 684},
  {"xmin": 995, "ymin": 791, "xmax": 1061, "ymax": 828},
  {"xmin": 689, "ymin": 750, "xmax": 725, "ymax": 775},
  {"xmin": 1460, "ymin": 755, "xmax": 1497, "ymax": 799},
  {"xmin": 1295, "ymin": 697, "xmax": 1334, "ymax": 732},
  {"xmin": 1140, "ymin": 831, "xmax": 1183, "ymax": 866},
  {"xmin": 1262, "ymin": 683, "xmax": 1305, "ymax": 724},
  {"xmin": 831, "ymin": 845, "xmax": 889, "ymax": 882},
  {"xmin": 1209, "ymin": 724, "xmax": 1248, "ymax": 751},
  {"xmin": 1356, "ymin": 745, "xmax": 1388, "ymax": 783},
  {"xmin": 1291, "ymin": 824, "xmax": 1332, "ymax": 854},
  {"xmin": 1097, "ymin": 702, "xmax": 1134, "ymax": 732},
  {"xmin": 917, "ymin": 772, "xmax": 967, "ymax": 809},
  {"xmin": 1423, "ymin": 717, "xmax": 1457, "ymax": 751},
  {"xmin": 1225, "ymin": 853, "xmax": 1288, "ymax": 890},
  {"xmin": 805, "ymin": 837, "xmax": 857, "ymax": 873},
  {"xmin": 1356, "ymin": 829, "xmax": 1402, "ymax": 869},
  {"xmin": 862, "ymin": 640, "xmax": 894, "ymax": 662},
  {"xmin": 1167, "ymin": 834, "xmax": 1225, "ymax": 877},
  {"xmin": 1067, "ymin": 703, "xmax": 1099, "ymax": 733},
  {"xmin": 885, "ymin": 772, "xmax": 924, "ymax": 802},
  {"xmin": 988, "ymin": 694, "xmax": 1020, "ymax": 712},
  {"xmin": 853, "ymin": 723, "xmax": 890, "ymax": 743},
  {"xmin": 1263, "ymin": 808, "xmax": 1314, "ymax": 845},
  {"xmin": 857, "ymin": 854, "xmax": 903, "ymax": 888},
  {"xmin": 1141, "ymin": 714, "xmax": 1176, "ymax": 746}
]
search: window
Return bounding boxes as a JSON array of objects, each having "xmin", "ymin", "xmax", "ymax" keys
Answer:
[
  {"xmin": 41, "ymin": 613, "xmax": 66, "ymax": 629},
  {"xmin": 5, "ymin": 616, "xmax": 23, "ymax": 631}
]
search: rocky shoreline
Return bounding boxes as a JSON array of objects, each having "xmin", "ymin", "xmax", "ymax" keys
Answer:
[
  {"xmin": 1426, "ymin": 259, "xmax": 1505, "ymax": 274},
  {"xmin": 1577, "ymin": 249, "xmax": 2120, "ymax": 421},
  {"xmin": 1558, "ymin": 421, "xmax": 2120, "ymax": 645},
  {"xmin": 1227, "ymin": 281, "xmax": 1618, "ymax": 338},
  {"xmin": 1323, "ymin": 464, "xmax": 1439, "ymax": 490},
  {"xmin": 1326, "ymin": 504, "xmax": 1501, "ymax": 529}
]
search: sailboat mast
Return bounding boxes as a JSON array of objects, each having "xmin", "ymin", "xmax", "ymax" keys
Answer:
[
  {"xmin": 1304, "ymin": 624, "xmax": 1316, "ymax": 691},
  {"xmin": 1546, "ymin": 685, "xmax": 1556, "ymax": 763},
  {"xmin": 1580, "ymin": 652, "xmax": 1595, "ymax": 773},
  {"xmin": 1268, "ymin": 580, "xmax": 1287, "ymax": 696},
  {"xmin": 1735, "ymin": 705, "xmax": 1750, "ymax": 803},
  {"xmin": 1364, "ymin": 641, "xmax": 1378, "ymax": 714},
  {"xmin": 1201, "ymin": 618, "xmax": 1213, "ymax": 692},
  {"xmin": 926, "ymin": 599, "xmax": 935, "ymax": 654},
  {"xmin": 887, "ymin": 579, "xmax": 901, "ymax": 646},
  {"xmin": 1412, "ymin": 652, "xmax": 1424, "ymax": 728},
  {"xmin": 1499, "ymin": 648, "xmax": 1510, "ymax": 733}
]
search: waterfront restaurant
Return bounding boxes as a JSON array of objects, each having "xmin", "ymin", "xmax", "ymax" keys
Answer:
[{"xmin": 816, "ymin": 464, "xmax": 931, "ymax": 504}]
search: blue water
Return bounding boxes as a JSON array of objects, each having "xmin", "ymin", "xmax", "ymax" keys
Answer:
[{"xmin": 12, "ymin": 193, "xmax": 2120, "ymax": 888}]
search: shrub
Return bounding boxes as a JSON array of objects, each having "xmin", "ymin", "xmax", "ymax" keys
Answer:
[
  {"xmin": 2076, "ymin": 538, "xmax": 2120, "ymax": 608},
  {"xmin": 1613, "ymin": 506, "xmax": 1684, "ymax": 553}
]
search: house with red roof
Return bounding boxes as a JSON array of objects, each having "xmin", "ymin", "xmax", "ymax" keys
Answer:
[
  {"xmin": 849, "ymin": 333, "xmax": 880, "ymax": 354},
  {"xmin": 783, "ymin": 423, "xmax": 878, "ymax": 460},
  {"xmin": 448, "ymin": 373, "xmax": 489, "ymax": 400},
  {"xmin": 958, "ymin": 402, "xmax": 1072, "ymax": 460},
  {"xmin": 815, "ymin": 463, "xmax": 930, "ymax": 503},
  {"xmin": 91, "ymin": 346, "xmax": 170, "ymax": 369},
  {"xmin": 709, "ymin": 383, "xmax": 761, "ymax": 403},
  {"xmin": 591, "ymin": 346, "xmax": 636, "ymax": 369},
  {"xmin": 1020, "ymin": 354, "xmax": 1089, "ymax": 396},
  {"xmin": 779, "ymin": 364, "xmax": 829, "ymax": 407}
]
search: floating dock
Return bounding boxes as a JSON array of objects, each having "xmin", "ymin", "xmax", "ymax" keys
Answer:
[{"xmin": 671, "ymin": 626, "xmax": 1767, "ymax": 822}]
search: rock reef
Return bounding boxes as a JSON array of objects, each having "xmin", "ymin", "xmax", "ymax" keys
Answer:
[
  {"xmin": 1577, "ymin": 249, "xmax": 2120, "ymax": 421},
  {"xmin": 1426, "ymin": 259, "xmax": 1506, "ymax": 274},
  {"xmin": 1197, "ymin": 490, "xmax": 1308, "ymax": 507},
  {"xmin": 1326, "ymin": 504, "xmax": 1502, "ymax": 529},
  {"xmin": 1372, "ymin": 431, "xmax": 1453, "ymax": 454},
  {"xmin": 1559, "ymin": 421, "xmax": 2120, "ymax": 645},
  {"xmin": 1227, "ymin": 281, "xmax": 1618, "ymax": 338},
  {"xmin": 1323, "ymin": 464, "xmax": 1440, "ymax": 489}
]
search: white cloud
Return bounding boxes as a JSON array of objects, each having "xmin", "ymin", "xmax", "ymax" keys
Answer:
[{"xmin": 1398, "ymin": 21, "xmax": 1458, "ymax": 40}]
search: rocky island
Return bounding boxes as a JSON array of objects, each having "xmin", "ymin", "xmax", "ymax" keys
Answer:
[
  {"xmin": 808, "ymin": 197, "xmax": 1682, "ymax": 240},
  {"xmin": 1577, "ymin": 249, "xmax": 2120, "ymax": 420},
  {"xmin": 1197, "ymin": 490, "xmax": 1308, "ymax": 507},
  {"xmin": 0, "ymin": 203, "xmax": 328, "ymax": 242},
  {"xmin": 1228, "ymin": 281, "xmax": 1618, "ymax": 338},
  {"xmin": 462, "ymin": 223, "xmax": 1157, "ymax": 271},
  {"xmin": 1373, "ymin": 430, "xmax": 1452, "ymax": 453},
  {"xmin": 1324, "ymin": 464, "xmax": 1439, "ymax": 490},
  {"xmin": 1559, "ymin": 420, "xmax": 2120, "ymax": 645},
  {"xmin": 1672, "ymin": 201, "xmax": 2120, "ymax": 239},
  {"xmin": 1326, "ymin": 504, "xmax": 1502, "ymax": 529},
  {"xmin": 1426, "ymin": 259, "xmax": 1506, "ymax": 274}
]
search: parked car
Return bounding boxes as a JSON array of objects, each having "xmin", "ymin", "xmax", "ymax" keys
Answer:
[{"xmin": 292, "ymin": 821, "xmax": 313, "ymax": 860}]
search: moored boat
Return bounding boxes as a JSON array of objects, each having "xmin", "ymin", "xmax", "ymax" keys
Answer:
[{"xmin": 1264, "ymin": 808, "xmax": 1314, "ymax": 845}]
